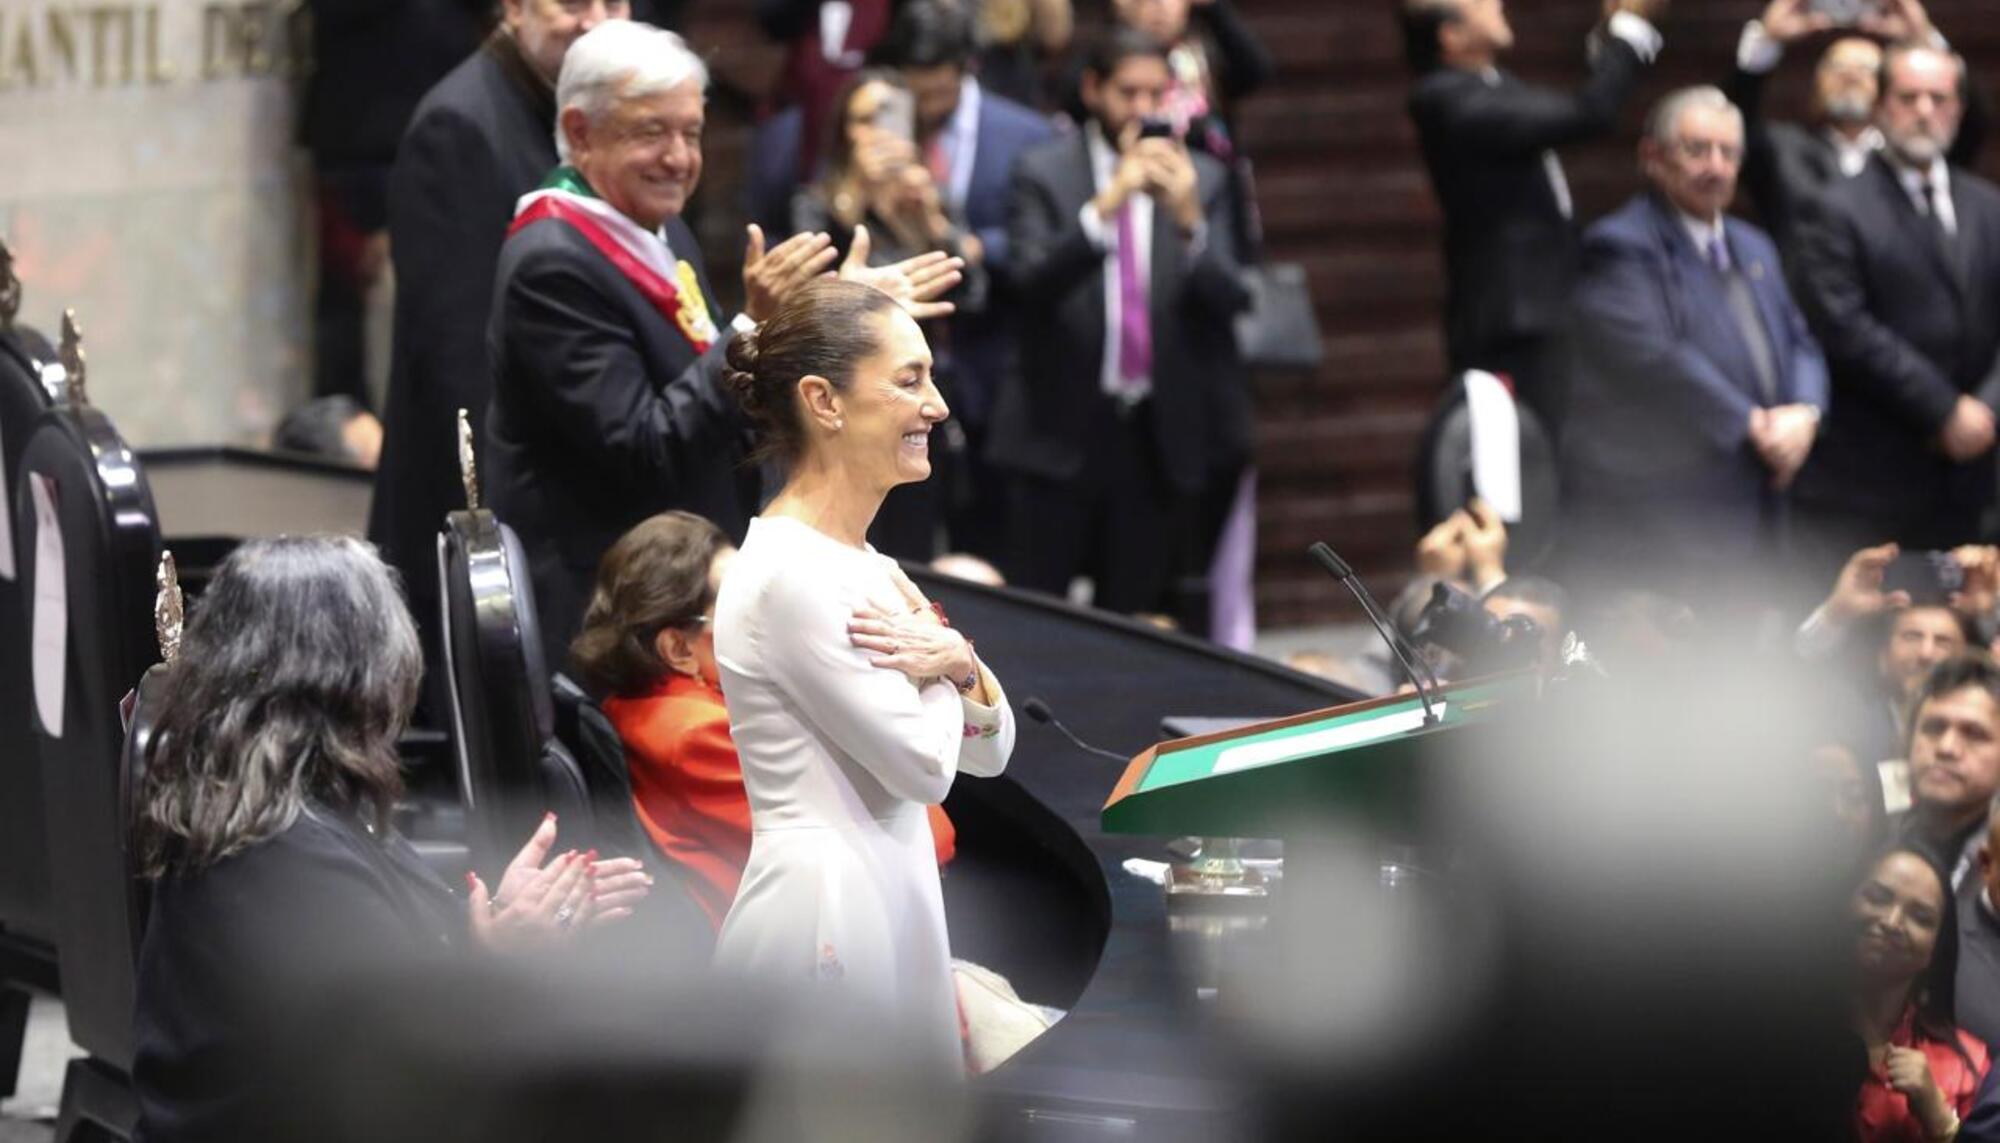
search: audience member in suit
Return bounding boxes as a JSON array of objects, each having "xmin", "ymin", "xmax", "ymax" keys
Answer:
[
  {"xmin": 1793, "ymin": 42, "xmax": 2000, "ymax": 558},
  {"xmin": 369, "ymin": 0, "xmax": 628, "ymax": 711},
  {"xmin": 485, "ymin": 23, "xmax": 962, "ymax": 667},
  {"xmin": 879, "ymin": 0, "xmax": 1055, "ymax": 562},
  {"xmin": 572, "ymin": 512, "xmax": 956, "ymax": 934},
  {"xmin": 132, "ymin": 537, "xmax": 649, "ymax": 1143},
  {"xmin": 301, "ymin": 0, "xmax": 487, "ymax": 408},
  {"xmin": 792, "ymin": 68, "xmax": 991, "ymax": 561},
  {"xmin": 1403, "ymin": 0, "xmax": 1664, "ymax": 433},
  {"xmin": 1726, "ymin": 0, "xmax": 1983, "ymax": 276},
  {"xmin": 1956, "ymin": 806, "xmax": 2000, "ymax": 1052},
  {"xmin": 995, "ymin": 28, "xmax": 1249, "ymax": 616},
  {"xmin": 1562, "ymin": 86, "xmax": 1828, "ymax": 608}
]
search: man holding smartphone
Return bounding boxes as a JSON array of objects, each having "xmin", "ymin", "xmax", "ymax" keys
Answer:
[
  {"xmin": 997, "ymin": 27, "xmax": 1249, "ymax": 619},
  {"xmin": 1402, "ymin": 0, "xmax": 1667, "ymax": 436}
]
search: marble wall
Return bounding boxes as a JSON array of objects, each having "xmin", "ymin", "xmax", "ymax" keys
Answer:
[{"xmin": 0, "ymin": 0, "xmax": 311, "ymax": 446}]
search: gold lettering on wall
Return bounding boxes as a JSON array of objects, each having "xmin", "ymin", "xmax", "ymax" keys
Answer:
[{"xmin": 0, "ymin": 3, "xmax": 300, "ymax": 91}]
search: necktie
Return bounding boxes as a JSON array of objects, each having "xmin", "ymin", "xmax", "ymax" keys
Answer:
[
  {"xmin": 1709, "ymin": 235, "xmax": 1780, "ymax": 405},
  {"xmin": 1706, "ymin": 237, "xmax": 1730, "ymax": 275},
  {"xmin": 1920, "ymin": 176, "xmax": 1953, "ymax": 239},
  {"xmin": 1116, "ymin": 203, "xmax": 1151, "ymax": 398},
  {"xmin": 925, "ymin": 135, "xmax": 952, "ymax": 191}
]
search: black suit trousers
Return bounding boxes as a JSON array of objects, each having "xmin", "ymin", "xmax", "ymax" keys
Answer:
[{"xmin": 1006, "ymin": 395, "xmax": 1189, "ymax": 615}]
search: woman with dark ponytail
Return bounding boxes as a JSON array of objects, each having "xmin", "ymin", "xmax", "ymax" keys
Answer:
[{"xmin": 710, "ymin": 278, "xmax": 1015, "ymax": 1075}]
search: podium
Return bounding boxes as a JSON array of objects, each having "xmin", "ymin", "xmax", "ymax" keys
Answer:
[{"xmin": 1102, "ymin": 673, "xmax": 1534, "ymax": 840}]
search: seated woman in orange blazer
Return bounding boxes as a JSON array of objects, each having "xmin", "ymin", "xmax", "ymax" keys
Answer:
[{"xmin": 571, "ymin": 512, "xmax": 954, "ymax": 931}]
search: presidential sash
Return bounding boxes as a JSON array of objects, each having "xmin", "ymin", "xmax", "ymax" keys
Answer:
[{"xmin": 510, "ymin": 167, "xmax": 721, "ymax": 354}]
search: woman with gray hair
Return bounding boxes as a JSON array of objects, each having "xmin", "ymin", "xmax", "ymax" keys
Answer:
[{"xmin": 131, "ymin": 536, "xmax": 651, "ymax": 1143}]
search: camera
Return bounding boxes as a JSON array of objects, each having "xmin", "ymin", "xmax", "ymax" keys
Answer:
[
  {"xmin": 1882, "ymin": 550, "xmax": 1964, "ymax": 606},
  {"xmin": 1410, "ymin": 581, "xmax": 1543, "ymax": 676}
]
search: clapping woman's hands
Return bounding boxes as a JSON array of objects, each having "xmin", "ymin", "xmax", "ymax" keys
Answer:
[
  {"xmin": 465, "ymin": 813, "xmax": 652, "ymax": 950},
  {"xmin": 848, "ymin": 564, "xmax": 977, "ymax": 688}
]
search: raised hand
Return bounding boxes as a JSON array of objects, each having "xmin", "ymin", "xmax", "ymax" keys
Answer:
[
  {"xmin": 1759, "ymin": 0, "xmax": 1834, "ymax": 43},
  {"xmin": 838, "ymin": 225, "xmax": 964, "ymax": 320},
  {"xmin": 742, "ymin": 225, "xmax": 839, "ymax": 323},
  {"xmin": 1824, "ymin": 542, "xmax": 1910, "ymax": 625}
]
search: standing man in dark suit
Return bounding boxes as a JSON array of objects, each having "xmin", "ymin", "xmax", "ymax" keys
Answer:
[
  {"xmin": 369, "ymin": 0, "xmax": 628, "ymax": 698},
  {"xmin": 1562, "ymin": 86, "xmax": 1827, "ymax": 606},
  {"xmin": 486, "ymin": 21, "xmax": 962, "ymax": 665},
  {"xmin": 1725, "ymin": 0, "xmax": 1976, "ymax": 274},
  {"xmin": 996, "ymin": 28, "xmax": 1249, "ymax": 617},
  {"xmin": 1403, "ymin": 0, "xmax": 1665, "ymax": 434},
  {"xmin": 1794, "ymin": 41, "xmax": 2000, "ymax": 558},
  {"xmin": 881, "ymin": 0, "xmax": 1054, "ymax": 561}
]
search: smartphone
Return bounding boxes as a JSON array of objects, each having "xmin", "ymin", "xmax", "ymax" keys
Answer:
[
  {"xmin": 1806, "ymin": 0, "xmax": 1874, "ymax": 25},
  {"xmin": 872, "ymin": 86, "xmax": 916, "ymax": 143},
  {"xmin": 1136, "ymin": 115, "xmax": 1176, "ymax": 141},
  {"xmin": 1882, "ymin": 550, "xmax": 1964, "ymax": 606}
]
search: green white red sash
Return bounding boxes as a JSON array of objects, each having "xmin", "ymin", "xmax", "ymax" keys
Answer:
[{"xmin": 510, "ymin": 166, "xmax": 720, "ymax": 353}]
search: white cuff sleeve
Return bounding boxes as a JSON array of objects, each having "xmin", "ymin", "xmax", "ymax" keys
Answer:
[
  {"xmin": 1793, "ymin": 603, "xmax": 1848, "ymax": 660},
  {"xmin": 1079, "ymin": 201, "xmax": 1111, "ymax": 253},
  {"xmin": 730, "ymin": 312, "xmax": 757, "ymax": 336},
  {"xmin": 1607, "ymin": 11, "xmax": 1663, "ymax": 64},
  {"xmin": 1736, "ymin": 20, "xmax": 1782, "ymax": 74}
]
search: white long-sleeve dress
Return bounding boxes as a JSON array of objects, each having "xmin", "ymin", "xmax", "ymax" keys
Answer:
[{"xmin": 712, "ymin": 516, "xmax": 1015, "ymax": 1066}]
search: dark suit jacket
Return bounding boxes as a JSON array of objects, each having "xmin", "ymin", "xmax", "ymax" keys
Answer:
[
  {"xmin": 1728, "ymin": 61, "xmax": 1987, "ymax": 270},
  {"xmin": 369, "ymin": 35, "xmax": 558, "ymax": 668},
  {"xmin": 947, "ymin": 89, "xmax": 1053, "ymax": 428},
  {"xmin": 993, "ymin": 131, "xmax": 1249, "ymax": 496},
  {"xmin": 1408, "ymin": 40, "xmax": 1647, "ymax": 366},
  {"xmin": 134, "ymin": 805, "xmax": 462, "ymax": 1143},
  {"xmin": 1793, "ymin": 155, "xmax": 2000, "ymax": 529},
  {"xmin": 484, "ymin": 217, "xmax": 756, "ymax": 667},
  {"xmin": 1564, "ymin": 194, "xmax": 1827, "ymax": 561}
]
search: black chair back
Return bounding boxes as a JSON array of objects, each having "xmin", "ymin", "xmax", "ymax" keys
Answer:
[
  {"xmin": 1413, "ymin": 374, "xmax": 1561, "ymax": 571},
  {"xmin": 18, "ymin": 396, "xmax": 161, "ymax": 1077},
  {"xmin": 438, "ymin": 509, "xmax": 605, "ymax": 872},
  {"xmin": 0, "ymin": 326, "xmax": 55, "ymax": 953}
]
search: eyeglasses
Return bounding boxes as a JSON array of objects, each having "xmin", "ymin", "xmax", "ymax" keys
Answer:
[{"xmin": 1670, "ymin": 139, "xmax": 1743, "ymax": 163}]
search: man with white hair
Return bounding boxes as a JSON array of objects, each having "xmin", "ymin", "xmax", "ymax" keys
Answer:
[
  {"xmin": 1562, "ymin": 85, "xmax": 1826, "ymax": 605},
  {"xmin": 1793, "ymin": 41, "xmax": 2000, "ymax": 561},
  {"xmin": 484, "ymin": 21, "xmax": 962, "ymax": 667}
]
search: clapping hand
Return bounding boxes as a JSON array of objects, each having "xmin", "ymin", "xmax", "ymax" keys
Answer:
[
  {"xmin": 465, "ymin": 813, "xmax": 653, "ymax": 951},
  {"xmin": 742, "ymin": 225, "xmax": 838, "ymax": 323},
  {"xmin": 838, "ymin": 225, "xmax": 964, "ymax": 321}
]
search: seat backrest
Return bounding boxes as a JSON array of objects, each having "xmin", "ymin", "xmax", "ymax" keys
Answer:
[
  {"xmin": 437, "ymin": 509, "xmax": 590, "ymax": 872},
  {"xmin": 0, "ymin": 327, "xmax": 55, "ymax": 948},
  {"xmin": 18, "ymin": 400, "xmax": 161, "ymax": 1073},
  {"xmin": 1412, "ymin": 375, "xmax": 1561, "ymax": 571},
  {"xmin": 549, "ymin": 673, "xmax": 652, "ymax": 860}
]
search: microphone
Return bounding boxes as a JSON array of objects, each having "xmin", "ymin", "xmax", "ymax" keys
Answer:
[
  {"xmin": 1022, "ymin": 697, "xmax": 1132, "ymax": 764},
  {"xmin": 1306, "ymin": 542, "xmax": 1442, "ymax": 727}
]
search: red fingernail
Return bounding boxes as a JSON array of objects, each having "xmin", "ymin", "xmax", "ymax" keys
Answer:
[
  {"xmin": 584, "ymin": 849, "xmax": 599, "ymax": 863},
  {"xmin": 464, "ymin": 871, "xmax": 476, "ymax": 890},
  {"xmin": 544, "ymin": 811, "xmax": 557, "ymax": 823}
]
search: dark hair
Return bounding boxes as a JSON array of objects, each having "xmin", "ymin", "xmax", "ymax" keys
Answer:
[
  {"xmin": 1905, "ymin": 651, "xmax": 2000, "ymax": 749},
  {"xmin": 821, "ymin": 68, "xmax": 910, "ymax": 189},
  {"xmin": 571, "ymin": 511, "xmax": 731, "ymax": 698},
  {"xmin": 1084, "ymin": 26, "xmax": 1169, "ymax": 81},
  {"xmin": 1853, "ymin": 843, "xmax": 1976, "ymax": 1068},
  {"xmin": 273, "ymin": 395, "xmax": 366, "ymax": 463},
  {"xmin": 874, "ymin": 0, "xmax": 976, "ymax": 70},
  {"xmin": 1400, "ymin": 0, "xmax": 1461, "ymax": 74},
  {"xmin": 136, "ymin": 536, "xmax": 421, "ymax": 876},
  {"xmin": 724, "ymin": 278, "xmax": 902, "ymax": 465}
]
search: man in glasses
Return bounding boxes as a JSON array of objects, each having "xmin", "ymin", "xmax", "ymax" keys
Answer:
[{"xmin": 1561, "ymin": 85, "xmax": 1827, "ymax": 612}]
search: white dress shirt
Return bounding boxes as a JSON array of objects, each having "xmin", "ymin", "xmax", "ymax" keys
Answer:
[{"xmin": 1079, "ymin": 123, "xmax": 1155, "ymax": 400}]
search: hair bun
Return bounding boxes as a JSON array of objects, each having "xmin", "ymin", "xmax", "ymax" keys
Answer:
[{"xmin": 724, "ymin": 326, "xmax": 764, "ymax": 421}]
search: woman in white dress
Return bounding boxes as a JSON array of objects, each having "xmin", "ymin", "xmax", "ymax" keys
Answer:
[{"xmin": 712, "ymin": 277, "xmax": 1015, "ymax": 1071}]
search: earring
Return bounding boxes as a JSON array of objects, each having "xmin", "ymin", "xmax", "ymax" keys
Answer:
[{"xmin": 833, "ymin": 419, "xmax": 844, "ymax": 430}]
